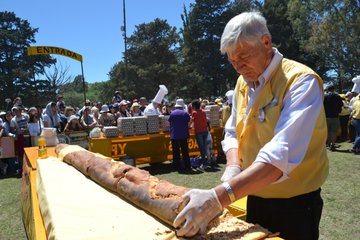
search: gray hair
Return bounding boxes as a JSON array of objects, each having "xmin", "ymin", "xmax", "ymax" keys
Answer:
[{"xmin": 220, "ymin": 11, "xmax": 271, "ymax": 54}]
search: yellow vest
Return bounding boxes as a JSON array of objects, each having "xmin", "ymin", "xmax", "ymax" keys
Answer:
[
  {"xmin": 235, "ymin": 58, "xmax": 329, "ymax": 198},
  {"xmin": 222, "ymin": 105, "xmax": 231, "ymax": 126},
  {"xmin": 352, "ymin": 98, "xmax": 360, "ymax": 119}
]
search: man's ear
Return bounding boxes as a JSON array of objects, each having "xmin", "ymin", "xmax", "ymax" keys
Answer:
[{"xmin": 262, "ymin": 34, "xmax": 272, "ymax": 48}]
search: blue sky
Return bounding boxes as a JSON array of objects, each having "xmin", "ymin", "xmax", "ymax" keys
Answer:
[{"xmin": 1, "ymin": 0, "xmax": 195, "ymax": 83}]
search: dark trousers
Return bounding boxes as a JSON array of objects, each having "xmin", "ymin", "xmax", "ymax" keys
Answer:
[
  {"xmin": 339, "ymin": 115, "xmax": 349, "ymax": 140},
  {"xmin": 246, "ymin": 189, "xmax": 323, "ymax": 240},
  {"xmin": 171, "ymin": 139, "xmax": 190, "ymax": 171}
]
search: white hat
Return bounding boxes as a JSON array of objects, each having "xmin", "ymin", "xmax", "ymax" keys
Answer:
[
  {"xmin": 352, "ymin": 76, "xmax": 360, "ymax": 93},
  {"xmin": 174, "ymin": 98, "xmax": 185, "ymax": 108},
  {"xmin": 352, "ymin": 75, "xmax": 360, "ymax": 84},
  {"xmin": 100, "ymin": 104, "xmax": 109, "ymax": 113},
  {"xmin": 119, "ymin": 100, "xmax": 129, "ymax": 106},
  {"xmin": 225, "ymin": 90, "xmax": 234, "ymax": 104},
  {"xmin": 131, "ymin": 102, "xmax": 140, "ymax": 107},
  {"xmin": 69, "ymin": 115, "xmax": 79, "ymax": 122},
  {"xmin": 153, "ymin": 85, "xmax": 168, "ymax": 104}
]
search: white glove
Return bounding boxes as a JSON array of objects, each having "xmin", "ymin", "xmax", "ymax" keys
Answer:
[
  {"xmin": 173, "ymin": 189, "xmax": 223, "ymax": 237},
  {"xmin": 221, "ymin": 165, "xmax": 241, "ymax": 182}
]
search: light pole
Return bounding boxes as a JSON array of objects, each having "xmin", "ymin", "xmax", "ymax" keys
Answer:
[{"xmin": 122, "ymin": 0, "xmax": 128, "ymax": 85}]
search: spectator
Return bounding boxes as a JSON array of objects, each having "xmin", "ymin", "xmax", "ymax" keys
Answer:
[
  {"xmin": 112, "ymin": 91, "xmax": 122, "ymax": 103},
  {"xmin": 2, "ymin": 111, "xmax": 15, "ymax": 138},
  {"xmin": 161, "ymin": 103, "xmax": 171, "ymax": 115},
  {"xmin": 56, "ymin": 95, "xmax": 65, "ymax": 113},
  {"xmin": 80, "ymin": 106, "xmax": 97, "ymax": 130},
  {"xmin": 91, "ymin": 106, "xmax": 100, "ymax": 125},
  {"xmin": 350, "ymin": 97, "xmax": 360, "ymax": 154},
  {"xmin": 324, "ymin": 85, "xmax": 343, "ymax": 151},
  {"xmin": 98, "ymin": 105, "xmax": 116, "ymax": 127},
  {"xmin": 130, "ymin": 102, "xmax": 143, "ymax": 117},
  {"xmin": 191, "ymin": 99, "xmax": 210, "ymax": 169},
  {"xmin": 59, "ymin": 106, "xmax": 72, "ymax": 132},
  {"xmin": 12, "ymin": 96, "xmax": 22, "ymax": 108},
  {"xmin": 118, "ymin": 100, "xmax": 131, "ymax": 118},
  {"xmin": 346, "ymin": 92, "xmax": 356, "ymax": 142},
  {"xmin": 64, "ymin": 115, "xmax": 84, "ymax": 133},
  {"xmin": 28, "ymin": 110, "xmax": 41, "ymax": 146},
  {"xmin": 168, "ymin": 100, "xmax": 191, "ymax": 173},
  {"xmin": 2, "ymin": 111, "xmax": 16, "ymax": 174},
  {"xmin": 42, "ymin": 102, "xmax": 61, "ymax": 130},
  {"xmin": 139, "ymin": 97, "xmax": 148, "ymax": 112},
  {"xmin": 78, "ymin": 99, "xmax": 92, "ymax": 117},
  {"xmin": 0, "ymin": 111, "xmax": 4, "ymax": 137},
  {"xmin": 339, "ymin": 92, "xmax": 352, "ymax": 141},
  {"xmin": 10, "ymin": 105, "xmax": 29, "ymax": 173}
]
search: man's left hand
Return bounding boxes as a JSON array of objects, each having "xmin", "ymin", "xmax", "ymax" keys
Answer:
[{"xmin": 173, "ymin": 188, "xmax": 223, "ymax": 237}]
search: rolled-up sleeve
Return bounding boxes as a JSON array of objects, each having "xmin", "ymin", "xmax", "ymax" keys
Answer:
[
  {"xmin": 221, "ymin": 93, "xmax": 239, "ymax": 153},
  {"xmin": 255, "ymin": 75, "xmax": 323, "ymax": 182}
]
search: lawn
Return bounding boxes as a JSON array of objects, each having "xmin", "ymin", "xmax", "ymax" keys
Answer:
[{"xmin": 0, "ymin": 141, "xmax": 359, "ymax": 239}]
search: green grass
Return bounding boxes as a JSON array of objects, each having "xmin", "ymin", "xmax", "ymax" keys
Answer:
[
  {"xmin": 0, "ymin": 141, "xmax": 359, "ymax": 239},
  {"xmin": 0, "ymin": 174, "xmax": 27, "ymax": 240}
]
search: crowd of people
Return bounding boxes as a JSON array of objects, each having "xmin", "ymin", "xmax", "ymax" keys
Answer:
[
  {"xmin": 324, "ymin": 82, "xmax": 360, "ymax": 154},
  {"xmin": 1, "ymin": 11, "xmax": 360, "ymax": 239},
  {"xmin": 0, "ymin": 92, "xmax": 232, "ymax": 176}
]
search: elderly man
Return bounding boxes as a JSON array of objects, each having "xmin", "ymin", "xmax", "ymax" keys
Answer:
[{"xmin": 173, "ymin": 12, "xmax": 329, "ymax": 240}]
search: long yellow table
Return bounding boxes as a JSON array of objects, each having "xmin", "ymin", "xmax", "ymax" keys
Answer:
[
  {"xmin": 21, "ymin": 147, "xmax": 51, "ymax": 240},
  {"xmin": 89, "ymin": 127, "xmax": 224, "ymax": 164},
  {"xmin": 20, "ymin": 146, "xmax": 281, "ymax": 240}
]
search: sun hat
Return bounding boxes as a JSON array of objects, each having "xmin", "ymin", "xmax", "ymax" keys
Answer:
[
  {"xmin": 100, "ymin": 104, "xmax": 109, "ymax": 113},
  {"xmin": 132, "ymin": 102, "xmax": 140, "ymax": 107},
  {"xmin": 214, "ymin": 98, "xmax": 223, "ymax": 105},
  {"xmin": 119, "ymin": 100, "xmax": 129, "ymax": 106},
  {"xmin": 69, "ymin": 115, "xmax": 79, "ymax": 122},
  {"xmin": 174, "ymin": 98, "xmax": 185, "ymax": 108}
]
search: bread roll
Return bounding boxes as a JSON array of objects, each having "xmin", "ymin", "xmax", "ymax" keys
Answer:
[{"xmin": 55, "ymin": 144, "xmax": 190, "ymax": 226}]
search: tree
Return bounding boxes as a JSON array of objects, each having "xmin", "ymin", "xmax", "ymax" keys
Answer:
[
  {"xmin": 0, "ymin": 11, "xmax": 55, "ymax": 109},
  {"xmin": 288, "ymin": 0, "xmax": 360, "ymax": 92},
  {"xmin": 261, "ymin": 0, "xmax": 302, "ymax": 61},
  {"xmin": 180, "ymin": 0, "xmax": 259, "ymax": 99},
  {"xmin": 109, "ymin": 18, "xmax": 181, "ymax": 101}
]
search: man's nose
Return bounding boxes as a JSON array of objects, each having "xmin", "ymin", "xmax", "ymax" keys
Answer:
[{"xmin": 232, "ymin": 61, "xmax": 245, "ymax": 73}]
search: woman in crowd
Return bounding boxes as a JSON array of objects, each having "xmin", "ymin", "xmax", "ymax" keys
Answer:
[
  {"xmin": 191, "ymin": 99, "xmax": 210, "ymax": 169},
  {"xmin": 28, "ymin": 110, "xmax": 41, "ymax": 146},
  {"xmin": 80, "ymin": 106, "xmax": 97, "ymax": 130},
  {"xmin": 130, "ymin": 102, "xmax": 143, "ymax": 117},
  {"xmin": 42, "ymin": 102, "xmax": 61, "ymax": 130},
  {"xmin": 118, "ymin": 100, "xmax": 131, "ymax": 118},
  {"xmin": 64, "ymin": 115, "xmax": 84, "ymax": 133},
  {"xmin": 98, "ymin": 105, "xmax": 116, "ymax": 127}
]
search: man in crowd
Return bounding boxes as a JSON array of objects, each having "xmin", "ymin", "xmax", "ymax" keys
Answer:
[
  {"xmin": 323, "ymin": 85, "xmax": 343, "ymax": 151},
  {"xmin": 174, "ymin": 11, "xmax": 329, "ymax": 240},
  {"xmin": 168, "ymin": 99, "xmax": 191, "ymax": 173}
]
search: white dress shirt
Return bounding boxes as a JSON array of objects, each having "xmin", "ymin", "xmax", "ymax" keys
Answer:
[{"xmin": 221, "ymin": 48, "xmax": 323, "ymax": 181}]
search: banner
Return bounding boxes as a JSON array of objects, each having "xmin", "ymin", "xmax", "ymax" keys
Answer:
[{"xmin": 27, "ymin": 46, "xmax": 83, "ymax": 62}]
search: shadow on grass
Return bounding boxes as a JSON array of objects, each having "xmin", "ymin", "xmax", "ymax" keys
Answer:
[
  {"xmin": 139, "ymin": 162, "xmax": 222, "ymax": 175},
  {"xmin": 0, "ymin": 172, "xmax": 22, "ymax": 180},
  {"xmin": 139, "ymin": 162, "xmax": 177, "ymax": 175}
]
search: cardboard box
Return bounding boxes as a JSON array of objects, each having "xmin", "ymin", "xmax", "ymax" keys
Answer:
[{"xmin": 0, "ymin": 137, "xmax": 16, "ymax": 158}]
